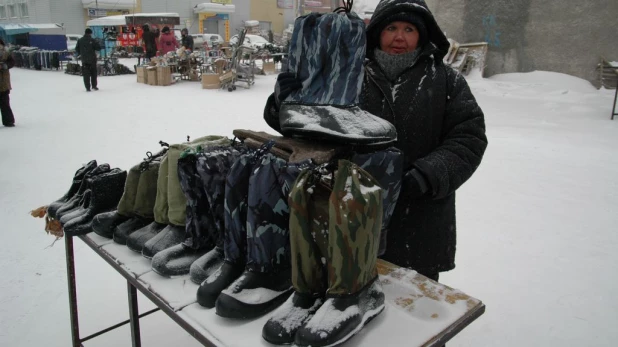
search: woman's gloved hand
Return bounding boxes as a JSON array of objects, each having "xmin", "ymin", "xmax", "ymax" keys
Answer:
[
  {"xmin": 274, "ymin": 72, "xmax": 302, "ymax": 108},
  {"xmin": 403, "ymin": 168, "xmax": 431, "ymax": 199}
]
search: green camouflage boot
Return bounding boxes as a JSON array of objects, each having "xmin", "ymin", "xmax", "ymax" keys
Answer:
[{"xmin": 166, "ymin": 136, "xmax": 229, "ymax": 226}]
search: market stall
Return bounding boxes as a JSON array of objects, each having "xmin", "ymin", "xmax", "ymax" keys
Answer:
[{"xmin": 86, "ymin": 12, "xmax": 181, "ymax": 58}]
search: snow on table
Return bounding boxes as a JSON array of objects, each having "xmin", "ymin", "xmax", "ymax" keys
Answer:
[{"xmin": 80, "ymin": 233, "xmax": 484, "ymax": 346}]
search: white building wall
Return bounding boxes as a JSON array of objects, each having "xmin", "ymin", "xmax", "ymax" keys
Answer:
[
  {"xmin": 0, "ymin": 0, "xmax": 87, "ymax": 34},
  {"xmin": 51, "ymin": 0, "xmax": 87, "ymax": 34}
]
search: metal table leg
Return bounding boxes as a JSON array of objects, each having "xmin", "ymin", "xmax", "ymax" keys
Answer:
[
  {"xmin": 65, "ymin": 236, "xmax": 81, "ymax": 347},
  {"xmin": 128, "ymin": 282, "xmax": 142, "ymax": 347},
  {"xmin": 612, "ymin": 85, "xmax": 618, "ymax": 120}
]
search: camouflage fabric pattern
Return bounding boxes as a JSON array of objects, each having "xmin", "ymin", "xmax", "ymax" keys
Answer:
[
  {"xmin": 351, "ymin": 147, "xmax": 403, "ymax": 256},
  {"xmin": 246, "ymin": 154, "xmax": 314, "ymax": 273},
  {"xmin": 289, "ymin": 160, "xmax": 383, "ymax": 296},
  {"xmin": 167, "ymin": 136, "xmax": 230, "ymax": 226},
  {"xmin": 194, "ymin": 146, "xmax": 244, "ymax": 249},
  {"xmin": 178, "ymin": 155, "xmax": 217, "ymax": 250},
  {"xmin": 286, "ymin": 11, "xmax": 366, "ymax": 106},
  {"xmin": 223, "ymin": 142, "xmax": 275, "ymax": 265},
  {"xmin": 223, "ymin": 152, "xmax": 255, "ymax": 265}
]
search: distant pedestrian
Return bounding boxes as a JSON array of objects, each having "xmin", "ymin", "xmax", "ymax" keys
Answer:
[
  {"xmin": 158, "ymin": 26, "xmax": 179, "ymax": 55},
  {"xmin": 141, "ymin": 24, "xmax": 157, "ymax": 60},
  {"xmin": 75, "ymin": 28, "xmax": 101, "ymax": 92},
  {"xmin": 0, "ymin": 38, "xmax": 15, "ymax": 127},
  {"xmin": 181, "ymin": 28, "xmax": 194, "ymax": 51}
]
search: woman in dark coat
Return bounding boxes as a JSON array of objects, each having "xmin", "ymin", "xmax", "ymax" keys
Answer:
[{"xmin": 265, "ymin": 0, "xmax": 487, "ymax": 281}]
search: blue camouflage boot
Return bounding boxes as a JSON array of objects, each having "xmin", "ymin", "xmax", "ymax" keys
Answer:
[{"xmin": 278, "ymin": 10, "xmax": 397, "ymax": 145}]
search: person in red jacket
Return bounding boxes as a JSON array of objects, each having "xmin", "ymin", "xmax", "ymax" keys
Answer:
[{"xmin": 158, "ymin": 26, "xmax": 179, "ymax": 55}]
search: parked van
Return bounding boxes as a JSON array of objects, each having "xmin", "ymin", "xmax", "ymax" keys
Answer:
[{"xmin": 191, "ymin": 33, "xmax": 224, "ymax": 49}]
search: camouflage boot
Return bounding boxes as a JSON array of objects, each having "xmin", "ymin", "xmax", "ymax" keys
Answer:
[
  {"xmin": 153, "ymin": 145, "xmax": 243, "ymax": 278},
  {"xmin": 197, "ymin": 143, "xmax": 270, "ymax": 309},
  {"xmin": 351, "ymin": 147, "xmax": 403, "ymax": 256},
  {"xmin": 278, "ymin": 11, "xmax": 396, "ymax": 146},
  {"xmin": 216, "ymin": 154, "xmax": 313, "ymax": 319},
  {"xmin": 189, "ymin": 145, "xmax": 244, "ymax": 283},
  {"xmin": 294, "ymin": 160, "xmax": 385, "ymax": 347}
]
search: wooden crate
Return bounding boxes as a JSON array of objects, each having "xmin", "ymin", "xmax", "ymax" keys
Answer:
[
  {"xmin": 136, "ymin": 66, "xmax": 147, "ymax": 83},
  {"xmin": 157, "ymin": 66, "xmax": 172, "ymax": 86},
  {"xmin": 147, "ymin": 68, "xmax": 158, "ymax": 86},
  {"xmin": 202, "ymin": 74, "xmax": 220, "ymax": 89}
]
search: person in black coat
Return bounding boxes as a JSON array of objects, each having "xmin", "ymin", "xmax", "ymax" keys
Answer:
[
  {"xmin": 142, "ymin": 24, "xmax": 158, "ymax": 60},
  {"xmin": 264, "ymin": 0, "xmax": 487, "ymax": 281},
  {"xmin": 181, "ymin": 28, "xmax": 194, "ymax": 51},
  {"xmin": 0, "ymin": 38, "xmax": 15, "ymax": 127},
  {"xmin": 75, "ymin": 28, "xmax": 101, "ymax": 91}
]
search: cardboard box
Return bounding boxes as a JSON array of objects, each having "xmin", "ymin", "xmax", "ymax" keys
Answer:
[
  {"xmin": 262, "ymin": 61, "xmax": 276, "ymax": 75},
  {"xmin": 147, "ymin": 67, "xmax": 158, "ymax": 86},
  {"xmin": 136, "ymin": 66, "xmax": 147, "ymax": 83},
  {"xmin": 202, "ymin": 74, "xmax": 220, "ymax": 89},
  {"xmin": 157, "ymin": 66, "xmax": 171, "ymax": 86}
]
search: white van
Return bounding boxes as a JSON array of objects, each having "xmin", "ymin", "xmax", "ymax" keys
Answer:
[{"xmin": 191, "ymin": 34, "xmax": 224, "ymax": 49}]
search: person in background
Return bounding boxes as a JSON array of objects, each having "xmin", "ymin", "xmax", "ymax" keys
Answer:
[
  {"xmin": 181, "ymin": 28, "xmax": 194, "ymax": 51},
  {"xmin": 158, "ymin": 26, "xmax": 179, "ymax": 55},
  {"xmin": 75, "ymin": 28, "xmax": 101, "ymax": 92},
  {"xmin": 141, "ymin": 24, "xmax": 158, "ymax": 61},
  {"xmin": 0, "ymin": 38, "xmax": 15, "ymax": 127},
  {"xmin": 265, "ymin": 0, "xmax": 487, "ymax": 282}
]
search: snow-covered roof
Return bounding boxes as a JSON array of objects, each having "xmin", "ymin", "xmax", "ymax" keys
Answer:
[
  {"xmin": 87, "ymin": 15, "xmax": 128, "ymax": 27},
  {"xmin": 193, "ymin": 3, "xmax": 236, "ymax": 14},
  {"xmin": 0, "ymin": 23, "xmax": 64, "ymax": 35},
  {"xmin": 87, "ymin": 13, "xmax": 180, "ymax": 27},
  {"xmin": 81, "ymin": 0, "xmax": 137, "ymax": 10}
]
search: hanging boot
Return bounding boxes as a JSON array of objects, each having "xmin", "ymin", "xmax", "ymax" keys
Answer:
[
  {"xmin": 113, "ymin": 215, "xmax": 154, "ymax": 245},
  {"xmin": 47, "ymin": 160, "xmax": 97, "ymax": 219},
  {"xmin": 92, "ymin": 210, "xmax": 131, "ymax": 239},
  {"xmin": 262, "ymin": 292, "xmax": 324, "ymax": 345},
  {"xmin": 126, "ymin": 221, "xmax": 167, "ymax": 253},
  {"xmin": 196, "ymin": 261, "xmax": 244, "ymax": 308},
  {"xmin": 190, "ymin": 246, "xmax": 225, "ymax": 285},
  {"xmin": 215, "ymin": 268, "xmax": 293, "ymax": 319},
  {"xmin": 294, "ymin": 278, "xmax": 385, "ymax": 347},
  {"xmin": 55, "ymin": 164, "xmax": 111, "ymax": 220},
  {"xmin": 141, "ymin": 224, "xmax": 186, "ymax": 259},
  {"xmin": 63, "ymin": 169, "xmax": 128, "ymax": 236}
]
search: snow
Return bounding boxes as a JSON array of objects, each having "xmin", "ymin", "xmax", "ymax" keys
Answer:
[{"xmin": 1, "ymin": 63, "xmax": 618, "ymax": 347}]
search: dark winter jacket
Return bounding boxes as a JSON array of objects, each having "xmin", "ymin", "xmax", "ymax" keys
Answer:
[
  {"xmin": 361, "ymin": 0, "xmax": 487, "ymax": 274},
  {"xmin": 263, "ymin": 0, "xmax": 487, "ymax": 275},
  {"xmin": 181, "ymin": 35, "xmax": 194, "ymax": 51},
  {"xmin": 0, "ymin": 50, "xmax": 14, "ymax": 92},
  {"xmin": 75, "ymin": 35, "xmax": 101, "ymax": 65},
  {"xmin": 142, "ymin": 30, "xmax": 158, "ymax": 57}
]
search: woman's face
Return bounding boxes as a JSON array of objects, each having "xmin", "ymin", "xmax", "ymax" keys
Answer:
[{"xmin": 379, "ymin": 21, "xmax": 420, "ymax": 55}]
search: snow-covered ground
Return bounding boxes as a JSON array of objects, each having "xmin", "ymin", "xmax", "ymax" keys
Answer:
[{"xmin": 0, "ymin": 63, "xmax": 617, "ymax": 346}]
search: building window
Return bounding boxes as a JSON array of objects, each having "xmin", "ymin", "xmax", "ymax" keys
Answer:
[
  {"xmin": 0, "ymin": 5, "xmax": 6, "ymax": 19},
  {"xmin": 7, "ymin": 0, "xmax": 17, "ymax": 18},
  {"xmin": 18, "ymin": 0, "xmax": 28, "ymax": 18}
]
